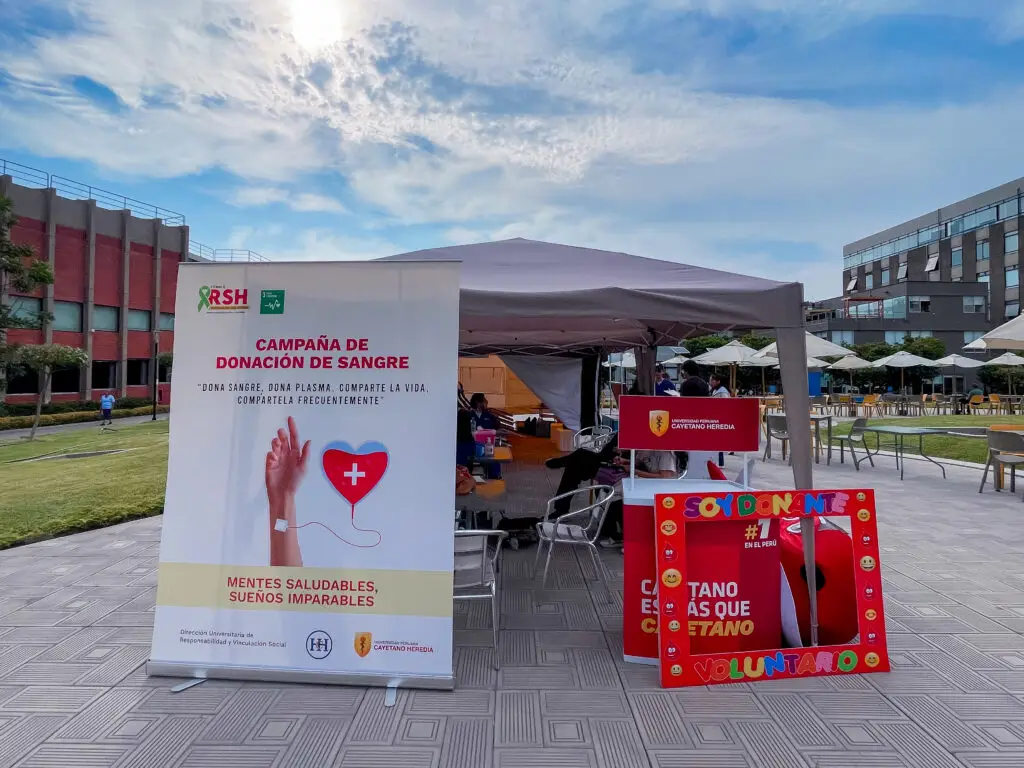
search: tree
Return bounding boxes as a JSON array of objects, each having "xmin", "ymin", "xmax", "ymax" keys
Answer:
[
  {"xmin": 12, "ymin": 344, "xmax": 89, "ymax": 440},
  {"xmin": 683, "ymin": 334, "xmax": 731, "ymax": 358},
  {"xmin": 1, "ymin": 194, "xmax": 55, "ymax": 403},
  {"xmin": 900, "ymin": 336, "xmax": 945, "ymax": 360},
  {"xmin": 158, "ymin": 351, "xmax": 173, "ymax": 382},
  {"xmin": 739, "ymin": 333, "xmax": 774, "ymax": 351}
]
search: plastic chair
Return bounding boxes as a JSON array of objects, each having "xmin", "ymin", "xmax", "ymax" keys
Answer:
[
  {"xmin": 987, "ymin": 394, "xmax": 1003, "ymax": 415},
  {"xmin": 533, "ymin": 485, "xmax": 615, "ymax": 587},
  {"xmin": 763, "ymin": 414, "xmax": 791, "ymax": 462},
  {"xmin": 833, "ymin": 418, "xmax": 875, "ymax": 471},
  {"xmin": 455, "ymin": 530, "xmax": 508, "ymax": 657},
  {"xmin": 979, "ymin": 431, "xmax": 1024, "ymax": 499}
]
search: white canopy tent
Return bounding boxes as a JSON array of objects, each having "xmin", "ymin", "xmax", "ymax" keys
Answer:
[
  {"xmin": 380, "ymin": 238, "xmax": 821, "ymax": 641},
  {"xmin": 872, "ymin": 351, "xmax": 939, "ymax": 392}
]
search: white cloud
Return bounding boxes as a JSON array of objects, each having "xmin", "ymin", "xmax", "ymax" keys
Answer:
[
  {"xmin": 228, "ymin": 186, "xmax": 346, "ymax": 214},
  {"xmin": 3, "ymin": 0, "xmax": 1024, "ymax": 302}
]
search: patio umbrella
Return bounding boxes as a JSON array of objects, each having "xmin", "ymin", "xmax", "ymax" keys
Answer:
[
  {"xmin": 739, "ymin": 355, "xmax": 777, "ymax": 394},
  {"xmin": 754, "ymin": 332, "xmax": 856, "ymax": 360},
  {"xmin": 974, "ymin": 315, "xmax": 1024, "ymax": 351},
  {"xmin": 872, "ymin": 351, "xmax": 939, "ymax": 392},
  {"xmin": 602, "ymin": 350, "xmax": 636, "ymax": 368},
  {"xmin": 693, "ymin": 340, "xmax": 758, "ymax": 391},
  {"xmin": 661, "ymin": 355, "xmax": 689, "ymax": 365},
  {"xmin": 982, "ymin": 352, "xmax": 1024, "ymax": 395},
  {"xmin": 772, "ymin": 356, "xmax": 829, "ymax": 369},
  {"xmin": 827, "ymin": 355, "xmax": 873, "ymax": 386},
  {"xmin": 933, "ymin": 354, "xmax": 984, "ymax": 396}
]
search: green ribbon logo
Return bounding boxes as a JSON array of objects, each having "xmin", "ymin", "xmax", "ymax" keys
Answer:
[{"xmin": 198, "ymin": 285, "xmax": 211, "ymax": 311}]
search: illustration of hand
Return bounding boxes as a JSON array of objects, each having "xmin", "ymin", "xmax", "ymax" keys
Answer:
[
  {"xmin": 266, "ymin": 416, "xmax": 312, "ymax": 505},
  {"xmin": 266, "ymin": 416, "xmax": 310, "ymax": 568}
]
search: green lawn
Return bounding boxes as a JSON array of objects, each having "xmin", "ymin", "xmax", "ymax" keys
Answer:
[
  {"xmin": 832, "ymin": 415, "xmax": 1024, "ymax": 465},
  {"xmin": 0, "ymin": 420, "xmax": 169, "ymax": 549}
]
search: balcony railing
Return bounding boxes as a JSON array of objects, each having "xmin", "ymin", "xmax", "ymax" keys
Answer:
[
  {"xmin": 1, "ymin": 157, "xmax": 185, "ymax": 226},
  {"xmin": 188, "ymin": 241, "xmax": 267, "ymax": 263}
]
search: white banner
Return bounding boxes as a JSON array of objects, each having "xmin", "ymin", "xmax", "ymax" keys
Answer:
[{"xmin": 148, "ymin": 261, "xmax": 460, "ymax": 688}]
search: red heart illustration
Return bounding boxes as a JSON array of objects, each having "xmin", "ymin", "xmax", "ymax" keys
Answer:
[{"xmin": 321, "ymin": 441, "xmax": 389, "ymax": 507}]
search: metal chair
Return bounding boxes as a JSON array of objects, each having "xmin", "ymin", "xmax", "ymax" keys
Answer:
[
  {"xmin": 454, "ymin": 530, "xmax": 508, "ymax": 657},
  {"xmin": 833, "ymin": 418, "xmax": 875, "ymax": 471},
  {"xmin": 533, "ymin": 485, "xmax": 615, "ymax": 587},
  {"xmin": 979, "ymin": 431, "xmax": 1024, "ymax": 499},
  {"xmin": 573, "ymin": 425, "xmax": 614, "ymax": 452}
]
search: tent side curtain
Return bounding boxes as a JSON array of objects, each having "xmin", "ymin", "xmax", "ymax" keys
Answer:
[{"xmin": 500, "ymin": 355, "xmax": 584, "ymax": 431}]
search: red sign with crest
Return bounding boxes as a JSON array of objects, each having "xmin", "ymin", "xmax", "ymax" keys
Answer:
[{"xmin": 618, "ymin": 395, "xmax": 759, "ymax": 452}]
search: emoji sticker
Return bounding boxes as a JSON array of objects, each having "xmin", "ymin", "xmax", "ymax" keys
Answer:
[
  {"xmin": 663, "ymin": 600, "xmax": 677, "ymax": 616},
  {"xmin": 670, "ymin": 664, "xmax": 683, "ymax": 677},
  {"xmin": 663, "ymin": 546, "xmax": 677, "ymax": 562},
  {"xmin": 662, "ymin": 569, "xmax": 682, "ymax": 588},
  {"xmin": 660, "ymin": 520, "xmax": 678, "ymax": 536},
  {"xmin": 857, "ymin": 509, "xmax": 871, "ymax": 522},
  {"xmin": 668, "ymin": 619, "xmax": 681, "ymax": 632},
  {"xmin": 860, "ymin": 555, "xmax": 876, "ymax": 572},
  {"xmin": 856, "ymin": 492, "xmax": 866, "ymax": 501},
  {"xmin": 864, "ymin": 609, "xmax": 877, "ymax": 621},
  {"xmin": 662, "ymin": 497, "xmax": 676, "ymax": 510},
  {"xmin": 865, "ymin": 652, "xmax": 880, "ymax": 668},
  {"xmin": 665, "ymin": 643, "xmax": 679, "ymax": 659}
]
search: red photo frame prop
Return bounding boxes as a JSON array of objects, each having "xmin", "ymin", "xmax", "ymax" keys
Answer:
[{"xmin": 654, "ymin": 489, "xmax": 889, "ymax": 688}]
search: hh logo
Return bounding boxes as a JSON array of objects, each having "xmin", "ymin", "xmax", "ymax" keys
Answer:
[
  {"xmin": 649, "ymin": 410, "xmax": 670, "ymax": 437},
  {"xmin": 354, "ymin": 632, "xmax": 373, "ymax": 658}
]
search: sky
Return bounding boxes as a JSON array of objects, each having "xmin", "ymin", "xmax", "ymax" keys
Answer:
[{"xmin": 2, "ymin": 1, "xmax": 1024, "ymax": 300}]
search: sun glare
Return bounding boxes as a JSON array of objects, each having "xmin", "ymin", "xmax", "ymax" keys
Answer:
[{"xmin": 289, "ymin": 0, "xmax": 348, "ymax": 52}]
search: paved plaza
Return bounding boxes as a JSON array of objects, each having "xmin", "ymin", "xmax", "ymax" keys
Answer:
[{"xmin": 2, "ymin": 451, "xmax": 1024, "ymax": 767}]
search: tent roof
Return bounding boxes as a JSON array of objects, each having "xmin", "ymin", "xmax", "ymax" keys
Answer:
[{"xmin": 380, "ymin": 238, "xmax": 804, "ymax": 354}]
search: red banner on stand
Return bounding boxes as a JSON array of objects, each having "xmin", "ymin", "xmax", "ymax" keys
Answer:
[{"xmin": 618, "ymin": 395, "xmax": 760, "ymax": 452}]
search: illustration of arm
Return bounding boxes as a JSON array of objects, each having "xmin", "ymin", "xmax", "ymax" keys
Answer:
[{"xmin": 266, "ymin": 416, "xmax": 311, "ymax": 567}]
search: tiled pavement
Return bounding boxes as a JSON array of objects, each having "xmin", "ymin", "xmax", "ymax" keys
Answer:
[{"xmin": 2, "ymin": 453, "xmax": 1024, "ymax": 767}]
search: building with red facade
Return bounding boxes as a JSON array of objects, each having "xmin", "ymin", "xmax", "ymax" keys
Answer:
[{"xmin": 2, "ymin": 169, "xmax": 190, "ymax": 405}]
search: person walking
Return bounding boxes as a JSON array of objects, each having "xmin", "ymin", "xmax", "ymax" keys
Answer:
[{"xmin": 99, "ymin": 391, "xmax": 116, "ymax": 426}]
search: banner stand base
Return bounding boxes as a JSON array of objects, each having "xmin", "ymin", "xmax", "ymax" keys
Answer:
[{"xmin": 146, "ymin": 660, "xmax": 455, "ymax": 691}]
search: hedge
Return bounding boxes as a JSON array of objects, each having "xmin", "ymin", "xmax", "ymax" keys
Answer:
[
  {"xmin": 0, "ymin": 405, "xmax": 170, "ymax": 431},
  {"xmin": 0, "ymin": 397, "xmax": 157, "ymax": 417}
]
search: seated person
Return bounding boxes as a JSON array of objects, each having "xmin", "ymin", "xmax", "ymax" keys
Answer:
[
  {"xmin": 468, "ymin": 393, "xmax": 499, "ymax": 431},
  {"xmin": 598, "ymin": 450, "xmax": 676, "ymax": 548},
  {"xmin": 456, "ymin": 408, "xmax": 476, "ymax": 468}
]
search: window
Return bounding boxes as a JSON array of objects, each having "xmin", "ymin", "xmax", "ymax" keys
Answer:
[
  {"xmin": 51, "ymin": 365, "xmax": 81, "ymax": 394},
  {"xmin": 977, "ymin": 240, "xmax": 990, "ymax": 262},
  {"xmin": 126, "ymin": 359, "xmax": 151, "ymax": 386},
  {"xmin": 92, "ymin": 361, "xmax": 117, "ymax": 390},
  {"xmin": 897, "ymin": 264, "xmax": 908, "ymax": 281},
  {"xmin": 53, "ymin": 301, "xmax": 83, "ymax": 332},
  {"xmin": 1007, "ymin": 268, "xmax": 1020, "ymax": 288},
  {"xmin": 884, "ymin": 331, "xmax": 905, "ymax": 345},
  {"xmin": 127, "ymin": 309, "xmax": 152, "ymax": 332},
  {"xmin": 924, "ymin": 255, "xmax": 939, "ymax": 273},
  {"xmin": 8, "ymin": 296, "xmax": 42, "ymax": 326},
  {"xmin": 978, "ymin": 272, "xmax": 990, "ymax": 284},
  {"xmin": 883, "ymin": 296, "xmax": 907, "ymax": 319},
  {"xmin": 1008, "ymin": 302, "xmax": 1020, "ymax": 318},
  {"xmin": 846, "ymin": 277, "xmax": 857, "ymax": 292},
  {"xmin": 865, "ymin": 273, "xmax": 874, "ymax": 290},
  {"xmin": 1007, "ymin": 232, "xmax": 1019, "ymax": 255},
  {"xmin": 5, "ymin": 368, "xmax": 37, "ymax": 394},
  {"xmin": 963, "ymin": 296, "xmax": 986, "ymax": 314},
  {"xmin": 951, "ymin": 248, "xmax": 963, "ymax": 269},
  {"xmin": 880, "ymin": 269, "xmax": 890, "ymax": 285},
  {"xmin": 964, "ymin": 331, "xmax": 985, "ymax": 345},
  {"xmin": 907, "ymin": 330, "xmax": 932, "ymax": 339},
  {"xmin": 1000, "ymin": 199, "xmax": 1020, "ymax": 220},
  {"xmin": 159, "ymin": 313, "xmax": 175, "ymax": 331},
  {"xmin": 93, "ymin": 305, "xmax": 119, "ymax": 332},
  {"xmin": 909, "ymin": 296, "xmax": 931, "ymax": 313},
  {"xmin": 831, "ymin": 330, "xmax": 855, "ymax": 346}
]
